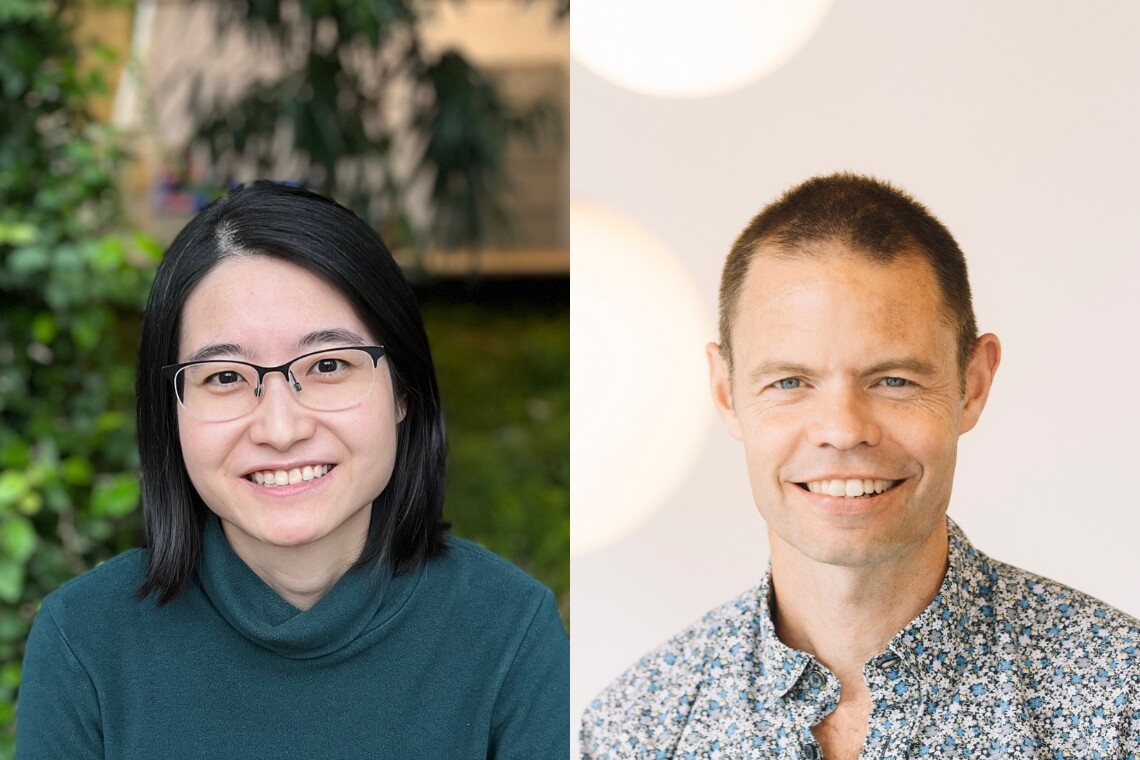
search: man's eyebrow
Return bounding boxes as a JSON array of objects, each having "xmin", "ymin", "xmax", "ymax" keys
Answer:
[
  {"xmin": 747, "ymin": 362, "xmax": 816, "ymax": 385},
  {"xmin": 746, "ymin": 358, "xmax": 939, "ymax": 385},
  {"xmin": 862, "ymin": 358, "xmax": 938, "ymax": 377},
  {"xmin": 297, "ymin": 328, "xmax": 370, "ymax": 349},
  {"xmin": 185, "ymin": 343, "xmax": 251, "ymax": 362}
]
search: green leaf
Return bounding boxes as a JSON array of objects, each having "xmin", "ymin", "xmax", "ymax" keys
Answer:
[
  {"xmin": 1, "ymin": 663, "xmax": 20, "ymax": 694},
  {"xmin": 61, "ymin": 457, "xmax": 94, "ymax": 485},
  {"xmin": 132, "ymin": 232, "xmax": 164, "ymax": 263},
  {"xmin": 0, "ymin": 222, "xmax": 37, "ymax": 245},
  {"xmin": 0, "ymin": 472, "xmax": 28, "ymax": 509},
  {"xmin": 18, "ymin": 491, "xmax": 42, "ymax": 516},
  {"xmin": 6, "ymin": 245, "xmax": 49, "ymax": 274},
  {"xmin": 31, "ymin": 312, "xmax": 57, "ymax": 344},
  {"xmin": 0, "ymin": 439, "xmax": 29, "ymax": 469},
  {"xmin": 0, "ymin": 517, "xmax": 36, "ymax": 562},
  {"xmin": 0, "ymin": 611, "xmax": 30, "ymax": 643},
  {"xmin": 70, "ymin": 312, "xmax": 104, "ymax": 351},
  {"xmin": 91, "ymin": 475, "xmax": 140, "ymax": 518},
  {"xmin": 0, "ymin": 561, "xmax": 25, "ymax": 604}
]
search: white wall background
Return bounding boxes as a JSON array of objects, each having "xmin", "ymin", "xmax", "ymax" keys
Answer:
[{"xmin": 570, "ymin": 2, "xmax": 1140, "ymax": 754}]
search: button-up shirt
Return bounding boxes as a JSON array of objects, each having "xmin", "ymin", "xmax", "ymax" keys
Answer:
[{"xmin": 581, "ymin": 520, "xmax": 1140, "ymax": 758}]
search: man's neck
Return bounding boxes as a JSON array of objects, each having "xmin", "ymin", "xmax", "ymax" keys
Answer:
[{"xmin": 769, "ymin": 521, "xmax": 950, "ymax": 686}]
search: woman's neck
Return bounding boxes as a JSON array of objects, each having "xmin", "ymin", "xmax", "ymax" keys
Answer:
[{"xmin": 219, "ymin": 514, "xmax": 368, "ymax": 611}]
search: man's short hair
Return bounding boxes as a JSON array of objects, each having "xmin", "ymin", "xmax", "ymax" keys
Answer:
[{"xmin": 718, "ymin": 173, "xmax": 978, "ymax": 380}]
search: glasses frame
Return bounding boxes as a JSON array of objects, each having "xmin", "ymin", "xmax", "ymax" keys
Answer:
[{"xmin": 161, "ymin": 345, "xmax": 387, "ymax": 419}]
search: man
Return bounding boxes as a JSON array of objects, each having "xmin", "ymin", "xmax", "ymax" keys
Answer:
[{"xmin": 581, "ymin": 174, "xmax": 1140, "ymax": 758}]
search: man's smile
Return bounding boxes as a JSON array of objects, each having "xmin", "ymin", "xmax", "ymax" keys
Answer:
[{"xmin": 796, "ymin": 479, "xmax": 904, "ymax": 498}]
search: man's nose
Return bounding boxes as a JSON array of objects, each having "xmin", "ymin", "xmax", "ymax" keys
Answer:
[
  {"xmin": 247, "ymin": 372, "xmax": 316, "ymax": 450},
  {"xmin": 806, "ymin": 386, "xmax": 881, "ymax": 450}
]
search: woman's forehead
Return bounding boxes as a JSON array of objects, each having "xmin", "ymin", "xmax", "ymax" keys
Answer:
[{"xmin": 179, "ymin": 257, "xmax": 376, "ymax": 359}]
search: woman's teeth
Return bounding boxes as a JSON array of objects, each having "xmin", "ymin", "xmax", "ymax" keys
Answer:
[
  {"xmin": 248, "ymin": 465, "xmax": 332, "ymax": 487},
  {"xmin": 803, "ymin": 478, "xmax": 898, "ymax": 498}
]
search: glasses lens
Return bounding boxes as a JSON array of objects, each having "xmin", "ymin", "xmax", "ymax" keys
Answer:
[
  {"xmin": 291, "ymin": 348, "xmax": 377, "ymax": 411},
  {"xmin": 176, "ymin": 362, "xmax": 260, "ymax": 421}
]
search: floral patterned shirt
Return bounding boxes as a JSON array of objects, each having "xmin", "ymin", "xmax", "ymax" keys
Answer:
[{"xmin": 581, "ymin": 519, "xmax": 1140, "ymax": 758}]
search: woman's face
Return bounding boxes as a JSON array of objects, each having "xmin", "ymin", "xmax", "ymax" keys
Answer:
[{"xmin": 176, "ymin": 256, "xmax": 403, "ymax": 563}]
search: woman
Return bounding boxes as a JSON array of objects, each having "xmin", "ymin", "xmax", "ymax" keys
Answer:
[{"xmin": 16, "ymin": 182, "xmax": 569, "ymax": 758}]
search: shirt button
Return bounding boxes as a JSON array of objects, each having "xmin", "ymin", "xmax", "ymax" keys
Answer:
[
  {"xmin": 800, "ymin": 743, "xmax": 822, "ymax": 760},
  {"xmin": 806, "ymin": 666, "xmax": 826, "ymax": 690},
  {"xmin": 880, "ymin": 654, "xmax": 900, "ymax": 669}
]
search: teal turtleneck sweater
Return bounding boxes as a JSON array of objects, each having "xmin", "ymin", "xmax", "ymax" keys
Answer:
[{"xmin": 16, "ymin": 519, "xmax": 568, "ymax": 759}]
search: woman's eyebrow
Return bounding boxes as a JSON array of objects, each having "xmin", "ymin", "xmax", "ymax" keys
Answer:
[
  {"xmin": 297, "ymin": 328, "xmax": 370, "ymax": 349},
  {"xmin": 185, "ymin": 343, "xmax": 251, "ymax": 362}
]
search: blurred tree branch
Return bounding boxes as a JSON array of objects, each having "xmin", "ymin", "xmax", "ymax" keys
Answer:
[{"xmin": 184, "ymin": 0, "xmax": 564, "ymax": 257}]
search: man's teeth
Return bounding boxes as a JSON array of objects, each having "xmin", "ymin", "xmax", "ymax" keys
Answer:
[
  {"xmin": 249, "ymin": 465, "xmax": 332, "ymax": 487},
  {"xmin": 804, "ymin": 478, "xmax": 897, "ymax": 498}
]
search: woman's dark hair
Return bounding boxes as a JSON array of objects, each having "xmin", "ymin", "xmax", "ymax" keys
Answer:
[{"xmin": 136, "ymin": 181, "xmax": 447, "ymax": 603}]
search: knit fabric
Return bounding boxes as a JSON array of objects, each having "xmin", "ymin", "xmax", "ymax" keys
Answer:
[{"xmin": 17, "ymin": 518, "xmax": 568, "ymax": 759}]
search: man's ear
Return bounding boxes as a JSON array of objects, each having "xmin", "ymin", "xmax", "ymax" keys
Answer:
[
  {"xmin": 959, "ymin": 333, "xmax": 1001, "ymax": 435},
  {"xmin": 707, "ymin": 342, "xmax": 743, "ymax": 441}
]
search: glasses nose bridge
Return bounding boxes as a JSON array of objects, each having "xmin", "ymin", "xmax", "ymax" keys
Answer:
[{"xmin": 253, "ymin": 361, "xmax": 303, "ymax": 399}]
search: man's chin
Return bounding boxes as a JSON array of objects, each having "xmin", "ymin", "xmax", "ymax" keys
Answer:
[
  {"xmin": 768, "ymin": 518, "xmax": 922, "ymax": 569},
  {"xmin": 775, "ymin": 513, "xmax": 950, "ymax": 571}
]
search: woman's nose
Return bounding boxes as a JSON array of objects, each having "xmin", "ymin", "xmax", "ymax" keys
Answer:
[{"xmin": 247, "ymin": 373, "xmax": 316, "ymax": 450}]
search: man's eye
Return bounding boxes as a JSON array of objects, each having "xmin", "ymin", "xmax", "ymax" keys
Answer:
[
  {"xmin": 881, "ymin": 377, "xmax": 908, "ymax": 388},
  {"xmin": 774, "ymin": 378, "xmax": 801, "ymax": 390}
]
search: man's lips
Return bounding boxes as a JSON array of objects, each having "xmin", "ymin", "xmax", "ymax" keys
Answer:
[
  {"xmin": 245, "ymin": 464, "xmax": 336, "ymax": 487},
  {"xmin": 796, "ymin": 478, "xmax": 903, "ymax": 498}
]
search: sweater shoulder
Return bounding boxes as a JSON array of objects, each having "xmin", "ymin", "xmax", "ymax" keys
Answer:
[
  {"xmin": 39, "ymin": 548, "xmax": 149, "ymax": 618},
  {"xmin": 438, "ymin": 534, "xmax": 552, "ymax": 598}
]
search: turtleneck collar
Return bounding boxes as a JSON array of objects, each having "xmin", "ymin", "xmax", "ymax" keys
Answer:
[{"xmin": 195, "ymin": 515, "xmax": 416, "ymax": 660}]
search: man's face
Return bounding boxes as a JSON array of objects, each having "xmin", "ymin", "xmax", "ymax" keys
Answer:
[{"xmin": 707, "ymin": 243, "xmax": 999, "ymax": 568}]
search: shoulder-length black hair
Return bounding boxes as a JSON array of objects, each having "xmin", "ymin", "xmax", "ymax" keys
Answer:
[{"xmin": 136, "ymin": 181, "xmax": 447, "ymax": 604}]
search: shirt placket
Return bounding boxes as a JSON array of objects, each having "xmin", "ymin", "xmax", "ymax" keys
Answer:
[
  {"xmin": 782, "ymin": 658, "xmax": 841, "ymax": 760},
  {"xmin": 859, "ymin": 651, "xmax": 924, "ymax": 759}
]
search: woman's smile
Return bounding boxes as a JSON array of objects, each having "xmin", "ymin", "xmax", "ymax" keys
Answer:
[{"xmin": 176, "ymin": 256, "xmax": 402, "ymax": 556}]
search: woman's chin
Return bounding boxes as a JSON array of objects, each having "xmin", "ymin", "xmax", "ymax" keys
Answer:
[{"xmin": 256, "ymin": 521, "xmax": 331, "ymax": 548}]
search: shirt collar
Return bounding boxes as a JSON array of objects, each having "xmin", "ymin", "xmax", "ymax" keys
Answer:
[{"xmin": 738, "ymin": 517, "xmax": 993, "ymax": 700}]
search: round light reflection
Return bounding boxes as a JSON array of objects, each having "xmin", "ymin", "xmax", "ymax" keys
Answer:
[
  {"xmin": 571, "ymin": 200, "xmax": 713, "ymax": 556},
  {"xmin": 571, "ymin": 0, "xmax": 834, "ymax": 98}
]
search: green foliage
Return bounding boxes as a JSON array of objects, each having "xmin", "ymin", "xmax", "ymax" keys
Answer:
[
  {"xmin": 188, "ymin": 0, "xmax": 561, "ymax": 251},
  {"xmin": 0, "ymin": 0, "xmax": 156, "ymax": 752},
  {"xmin": 422, "ymin": 297, "xmax": 569, "ymax": 621},
  {"xmin": 0, "ymin": 5, "xmax": 568, "ymax": 753}
]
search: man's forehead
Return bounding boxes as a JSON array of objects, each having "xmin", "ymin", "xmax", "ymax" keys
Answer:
[
  {"xmin": 738, "ymin": 243, "xmax": 947, "ymax": 319},
  {"xmin": 730, "ymin": 245, "xmax": 957, "ymax": 373}
]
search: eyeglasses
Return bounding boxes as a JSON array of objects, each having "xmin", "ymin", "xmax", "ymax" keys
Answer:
[{"xmin": 162, "ymin": 346, "xmax": 387, "ymax": 422}]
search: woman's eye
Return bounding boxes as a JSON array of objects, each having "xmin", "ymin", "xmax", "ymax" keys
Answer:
[
  {"xmin": 208, "ymin": 371, "xmax": 242, "ymax": 386},
  {"xmin": 881, "ymin": 377, "xmax": 908, "ymax": 388},
  {"xmin": 315, "ymin": 359, "xmax": 343, "ymax": 373},
  {"xmin": 774, "ymin": 378, "xmax": 801, "ymax": 390}
]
